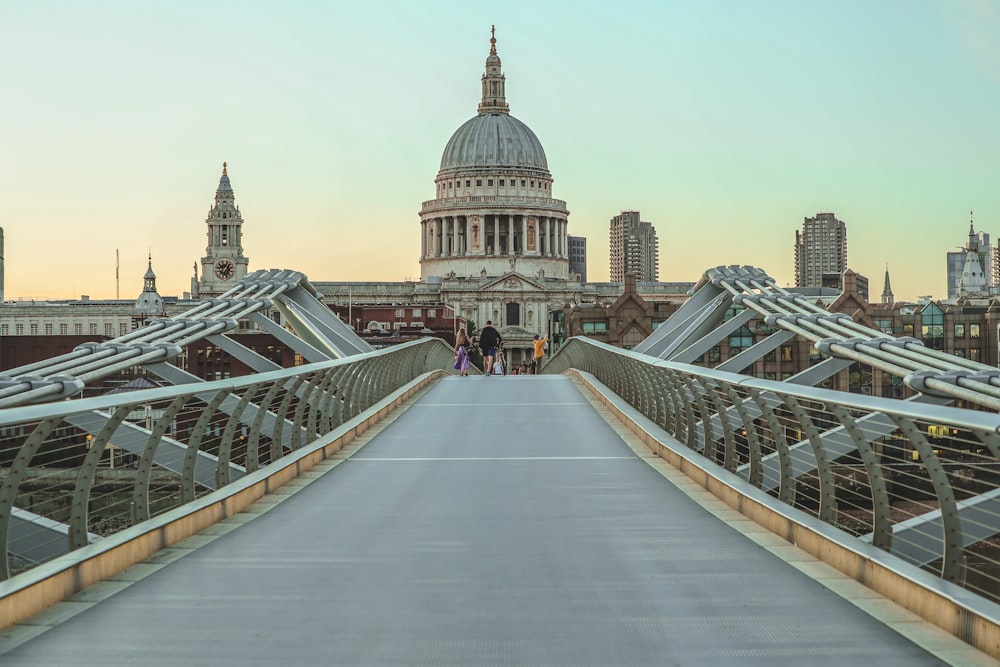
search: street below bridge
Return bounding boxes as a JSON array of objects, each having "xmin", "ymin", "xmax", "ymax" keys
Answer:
[{"xmin": 0, "ymin": 375, "xmax": 982, "ymax": 666}]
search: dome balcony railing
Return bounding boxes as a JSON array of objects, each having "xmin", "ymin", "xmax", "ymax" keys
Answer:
[{"xmin": 420, "ymin": 195, "xmax": 568, "ymax": 213}]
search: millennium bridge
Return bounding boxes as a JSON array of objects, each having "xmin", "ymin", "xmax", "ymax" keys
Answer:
[{"xmin": 1, "ymin": 266, "xmax": 1000, "ymax": 665}]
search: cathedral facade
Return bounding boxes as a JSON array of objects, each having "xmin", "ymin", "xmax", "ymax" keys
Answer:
[{"xmin": 315, "ymin": 29, "xmax": 624, "ymax": 363}]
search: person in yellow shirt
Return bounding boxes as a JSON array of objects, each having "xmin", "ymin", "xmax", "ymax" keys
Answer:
[{"xmin": 531, "ymin": 334, "xmax": 548, "ymax": 374}]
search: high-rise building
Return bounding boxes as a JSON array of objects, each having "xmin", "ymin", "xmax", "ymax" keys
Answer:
[
  {"xmin": 609, "ymin": 211, "xmax": 658, "ymax": 282},
  {"xmin": 795, "ymin": 212, "xmax": 847, "ymax": 288},
  {"xmin": 946, "ymin": 213, "xmax": 996, "ymax": 301},
  {"xmin": 568, "ymin": 235, "xmax": 587, "ymax": 282}
]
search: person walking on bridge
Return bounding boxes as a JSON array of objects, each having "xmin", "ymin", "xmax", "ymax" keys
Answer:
[
  {"xmin": 453, "ymin": 327, "xmax": 472, "ymax": 376},
  {"xmin": 531, "ymin": 333, "xmax": 549, "ymax": 374},
  {"xmin": 479, "ymin": 321, "xmax": 501, "ymax": 376}
]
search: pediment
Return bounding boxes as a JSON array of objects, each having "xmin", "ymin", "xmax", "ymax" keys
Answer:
[{"xmin": 479, "ymin": 272, "xmax": 547, "ymax": 292}]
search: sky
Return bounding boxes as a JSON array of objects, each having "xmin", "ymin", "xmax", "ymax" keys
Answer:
[{"xmin": 2, "ymin": 0, "xmax": 999, "ymax": 302}]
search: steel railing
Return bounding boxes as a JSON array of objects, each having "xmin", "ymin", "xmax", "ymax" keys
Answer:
[
  {"xmin": 0, "ymin": 338, "xmax": 454, "ymax": 580},
  {"xmin": 546, "ymin": 336, "xmax": 1000, "ymax": 603}
]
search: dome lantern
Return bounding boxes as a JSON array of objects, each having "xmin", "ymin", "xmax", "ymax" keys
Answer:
[{"xmin": 478, "ymin": 25, "xmax": 509, "ymax": 116}]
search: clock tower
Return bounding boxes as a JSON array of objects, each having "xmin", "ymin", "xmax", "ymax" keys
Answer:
[{"xmin": 193, "ymin": 162, "xmax": 249, "ymax": 298}]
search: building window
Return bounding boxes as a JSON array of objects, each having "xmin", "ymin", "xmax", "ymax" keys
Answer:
[
  {"xmin": 955, "ymin": 323, "xmax": 965, "ymax": 338},
  {"xmin": 954, "ymin": 349, "xmax": 966, "ymax": 358},
  {"xmin": 466, "ymin": 180, "xmax": 470, "ymax": 187},
  {"xmin": 487, "ymin": 179, "xmax": 493, "ymax": 186},
  {"xmin": 30, "ymin": 324, "xmax": 38, "ymax": 335},
  {"xmin": 780, "ymin": 345, "xmax": 793, "ymax": 361},
  {"xmin": 60, "ymin": 323, "xmax": 67, "ymax": 335},
  {"xmin": 412, "ymin": 308, "xmax": 421, "ymax": 317},
  {"xmin": 582, "ymin": 321, "xmax": 608, "ymax": 334},
  {"xmin": 90, "ymin": 323, "xmax": 97, "ymax": 335},
  {"xmin": 971, "ymin": 348, "xmax": 982, "ymax": 361},
  {"xmin": 120, "ymin": 323, "xmax": 128, "ymax": 335},
  {"xmin": 428, "ymin": 309, "xmax": 436, "ymax": 318},
  {"xmin": 45, "ymin": 324, "xmax": 53, "ymax": 335},
  {"xmin": 971, "ymin": 323, "xmax": 981, "ymax": 339},
  {"xmin": 728, "ymin": 325, "xmax": 753, "ymax": 355},
  {"xmin": 15, "ymin": 324, "xmax": 22, "ymax": 335},
  {"xmin": 75, "ymin": 323, "xmax": 83, "ymax": 335},
  {"xmin": 476, "ymin": 179, "xmax": 482, "ymax": 186},
  {"xmin": 105, "ymin": 323, "xmax": 113, "ymax": 337},
  {"xmin": 499, "ymin": 180, "xmax": 504, "ymax": 186},
  {"xmin": 875, "ymin": 319, "xmax": 893, "ymax": 334},
  {"xmin": 708, "ymin": 346, "xmax": 721, "ymax": 363},
  {"xmin": 920, "ymin": 303, "xmax": 944, "ymax": 350},
  {"xmin": 0, "ymin": 324, "xmax": 6, "ymax": 336},
  {"xmin": 395, "ymin": 309, "xmax": 405, "ymax": 318},
  {"xmin": 521, "ymin": 180, "xmax": 525, "ymax": 187}
]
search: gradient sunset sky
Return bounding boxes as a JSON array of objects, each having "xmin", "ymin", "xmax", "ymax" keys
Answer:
[{"xmin": 2, "ymin": 1, "xmax": 999, "ymax": 302}]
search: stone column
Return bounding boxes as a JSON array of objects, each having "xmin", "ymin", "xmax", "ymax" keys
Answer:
[
  {"xmin": 451, "ymin": 216, "xmax": 459, "ymax": 257},
  {"xmin": 522, "ymin": 216, "xmax": 528, "ymax": 254},
  {"xmin": 493, "ymin": 215, "xmax": 500, "ymax": 255}
]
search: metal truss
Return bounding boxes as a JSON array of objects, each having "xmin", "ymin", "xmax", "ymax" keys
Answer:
[
  {"xmin": 556, "ymin": 266, "xmax": 1000, "ymax": 594},
  {"xmin": 0, "ymin": 269, "xmax": 375, "ymax": 571},
  {"xmin": 0, "ymin": 269, "xmax": 372, "ymax": 409}
]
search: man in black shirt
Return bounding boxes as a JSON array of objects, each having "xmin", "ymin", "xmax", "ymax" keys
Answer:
[{"xmin": 478, "ymin": 321, "xmax": 502, "ymax": 377}]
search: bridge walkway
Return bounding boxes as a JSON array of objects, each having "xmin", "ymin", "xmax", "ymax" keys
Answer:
[{"xmin": 0, "ymin": 375, "xmax": 988, "ymax": 666}]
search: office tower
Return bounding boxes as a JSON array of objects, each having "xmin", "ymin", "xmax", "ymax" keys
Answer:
[
  {"xmin": 609, "ymin": 211, "xmax": 659, "ymax": 282},
  {"xmin": 568, "ymin": 235, "xmax": 587, "ymax": 282},
  {"xmin": 795, "ymin": 212, "xmax": 847, "ymax": 288},
  {"xmin": 946, "ymin": 213, "xmax": 995, "ymax": 301}
]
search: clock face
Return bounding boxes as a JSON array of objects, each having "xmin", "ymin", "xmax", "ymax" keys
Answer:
[{"xmin": 214, "ymin": 259, "xmax": 235, "ymax": 280}]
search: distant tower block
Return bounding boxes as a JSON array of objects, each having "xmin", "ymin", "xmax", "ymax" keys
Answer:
[{"xmin": 795, "ymin": 212, "xmax": 847, "ymax": 288}]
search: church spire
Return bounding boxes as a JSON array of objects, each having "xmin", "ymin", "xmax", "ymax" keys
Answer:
[
  {"xmin": 478, "ymin": 25, "xmax": 510, "ymax": 115},
  {"xmin": 881, "ymin": 263, "xmax": 894, "ymax": 305}
]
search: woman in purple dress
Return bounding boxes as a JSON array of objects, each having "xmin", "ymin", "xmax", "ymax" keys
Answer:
[{"xmin": 453, "ymin": 328, "xmax": 472, "ymax": 376}]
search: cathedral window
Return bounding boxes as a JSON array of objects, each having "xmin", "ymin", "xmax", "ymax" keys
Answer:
[
  {"xmin": 45, "ymin": 324, "xmax": 52, "ymax": 335},
  {"xmin": 60, "ymin": 324, "xmax": 67, "ymax": 335},
  {"xmin": 15, "ymin": 324, "xmax": 23, "ymax": 335},
  {"xmin": 476, "ymin": 179, "xmax": 482, "ymax": 186},
  {"xmin": 521, "ymin": 180, "xmax": 526, "ymax": 187},
  {"xmin": 466, "ymin": 180, "xmax": 471, "ymax": 187},
  {"xmin": 30, "ymin": 324, "xmax": 38, "ymax": 335},
  {"xmin": 487, "ymin": 179, "xmax": 493, "ymax": 186},
  {"xmin": 75, "ymin": 323, "xmax": 82, "ymax": 335},
  {"xmin": 105, "ymin": 324, "xmax": 113, "ymax": 337},
  {"xmin": 499, "ymin": 179, "xmax": 504, "ymax": 186},
  {"xmin": 0, "ymin": 324, "xmax": 6, "ymax": 336},
  {"xmin": 90, "ymin": 323, "xmax": 98, "ymax": 335},
  {"xmin": 530, "ymin": 181, "xmax": 535, "ymax": 187}
]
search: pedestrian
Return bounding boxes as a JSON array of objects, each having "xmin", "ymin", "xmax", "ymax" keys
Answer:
[
  {"xmin": 479, "ymin": 320, "xmax": 502, "ymax": 376},
  {"xmin": 453, "ymin": 327, "xmax": 472, "ymax": 376},
  {"xmin": 531, "ymin": 333, "xmax": 549, "ymax": 374},
  {"xmin": 520, "ymin": 360, "xmax": 529, "ymax": 375}
]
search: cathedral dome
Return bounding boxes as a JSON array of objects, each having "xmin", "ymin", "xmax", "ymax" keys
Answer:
[{"xmin": 440, "ymin": 113, "xmax": 548, "ymax": 172}]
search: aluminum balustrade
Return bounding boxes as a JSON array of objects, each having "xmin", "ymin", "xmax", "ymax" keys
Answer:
[
  {"xmin": 546, "ymin": 336, "xmax": 1000, "ymax": 603},
  {"xmin": 0, "ymin": 338, "xmax": 455, "ymax": 581}
]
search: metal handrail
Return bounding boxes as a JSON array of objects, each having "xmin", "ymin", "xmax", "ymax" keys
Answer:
[
  {"xmin": 0, "ymin": 338, "xmax": 455, "ymax": 581},
  {"xmin": 547, "ymin": 336, "xmax": 1000, "ymax": 601}
]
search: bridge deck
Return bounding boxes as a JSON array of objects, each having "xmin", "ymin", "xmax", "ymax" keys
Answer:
[{"xmin": 0, "ymin": 376, "xmax": 974, "ymax": 665}]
